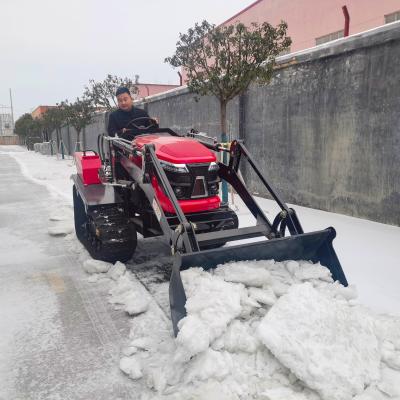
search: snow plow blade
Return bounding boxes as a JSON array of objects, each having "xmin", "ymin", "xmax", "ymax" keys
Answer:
[{"xmin": 169, "ymin": 227, "xmax": 346, "ymax": 336}]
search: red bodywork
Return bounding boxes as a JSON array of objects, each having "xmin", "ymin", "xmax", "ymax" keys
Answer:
[
  {"xmin": 75, "ymin": 151, "xmax": 101, "ymax": 185},
  {"xmin": 133, "ymin": 135, "xmax": 216, "ymax": 164},
  {"xmin": 77, "ymin": 134, "xmax": 221, "ymax": 214},
  {"xmin": 132, "ymin": 135, "xmax": 221, "ymax": 214}
]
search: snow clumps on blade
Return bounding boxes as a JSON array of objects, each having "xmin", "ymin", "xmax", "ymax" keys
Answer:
[
  {"xmin": 214, "ymin": 259, "xmax": 273, "ymax": 287},
  {"xmin": 257, "ymin": 282, "xmax": 381, "ymax": 400},
  {"xmin": 175, "ymin": 268, "xmax": 243, "ymax": 362}
]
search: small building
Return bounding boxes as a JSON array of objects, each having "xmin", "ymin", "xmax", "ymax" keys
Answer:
[
  {"xmin": 181, "ymin": 0, "xmax": 400, "ymax": 82},
  {"xmin": 134, "ymin": 83, "xmax": 180, "ymax": 100},
  {"xmin": 0, "ymin": 106, "xmax": 14, "ymax": 136},
  {"xmin": 31, "ymin": 105, "xmax": 57, "ymax": 119},
  {"xmin": 221, "ymin": 0, "xmax": 400, "ymax": 53}
]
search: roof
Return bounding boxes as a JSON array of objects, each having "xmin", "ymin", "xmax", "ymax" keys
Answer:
[
  {"xmin": 136, "ymin": 83, "xmax": 179, "ymax": 87},
  {"xmin": 220, "ymin": 0, "xmax": 264, "ymax": 26}
]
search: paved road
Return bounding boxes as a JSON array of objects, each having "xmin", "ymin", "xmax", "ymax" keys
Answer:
[{"xmin": 0, "ymin": 150, "xmax": 142, "ymax": 399}]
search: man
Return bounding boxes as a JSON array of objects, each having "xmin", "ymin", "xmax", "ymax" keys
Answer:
[{"xmin": 107, "ymin": 86, "xmax": 154, "ymax": 140}]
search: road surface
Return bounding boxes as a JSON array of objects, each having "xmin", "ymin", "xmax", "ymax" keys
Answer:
[{"xmin": 0, "ymin": 149, "xmax": 141, "ymax": 399}]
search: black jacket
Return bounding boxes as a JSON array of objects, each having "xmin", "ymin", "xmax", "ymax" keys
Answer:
[{"xmin": 107, "ymin": 107, "xmax": 150, "ymax": 139}]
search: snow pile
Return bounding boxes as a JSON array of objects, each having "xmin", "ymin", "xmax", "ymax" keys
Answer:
[
  {"xmin": 111, "ymin": 259, "xmax": 400, "ymax": 400},
  {"xmin": 258, "ymin": 282, "xmax": 380, "ymax": 400}
]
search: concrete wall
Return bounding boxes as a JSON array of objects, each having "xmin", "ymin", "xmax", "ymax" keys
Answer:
[
  {"xmin": 137, "ymin": 23, "xmax": 400, "ymax": 226},
  {"xmin": 143, "ymin": 90, "xmax": 240, "ymax": 141},
  {"xmin": 50, "ymin": 113, "xmax": 107, "ymax": 156},
  {"xmin": 0, "ymin": 136, "xmax": 19, "ymax": 145}
]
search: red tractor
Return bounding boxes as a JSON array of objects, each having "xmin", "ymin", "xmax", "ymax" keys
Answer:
[{"xmin": 72, "ymin": 119, "xmax": 347, "ymax": 335}]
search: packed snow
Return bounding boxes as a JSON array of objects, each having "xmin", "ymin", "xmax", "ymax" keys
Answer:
[
  {"xmin": 83, "ymin": 257, "xmax": 400, "ymax": 400},
  {"xmin": 2, "ymin": 146, "xmax": 400, "ymax": 399}
]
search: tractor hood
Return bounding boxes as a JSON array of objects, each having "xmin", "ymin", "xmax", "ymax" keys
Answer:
[{"xmin": 133, "ymin": 134, "xmax": 216, "ymax": 164}]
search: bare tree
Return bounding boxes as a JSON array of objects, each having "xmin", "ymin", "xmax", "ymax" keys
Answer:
[{"xmin": 84, "ymin": 74, "xmax": 139, "ymax": 111}]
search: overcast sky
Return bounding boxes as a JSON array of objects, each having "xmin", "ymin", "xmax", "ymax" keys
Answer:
[{"xmin": 0, "ymin": 0, "xmax": 252, "ymax": 118}]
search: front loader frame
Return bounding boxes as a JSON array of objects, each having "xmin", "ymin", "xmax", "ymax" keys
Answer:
[{"xmin": 104, "ymin": 133, "xmax": 347, "ymax": 336}]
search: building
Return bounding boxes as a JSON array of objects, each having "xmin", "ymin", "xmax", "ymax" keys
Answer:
[
  {"xmin": 134, "ymin": 83, "xmax": 180, "ymax": 100},
  {"xmin": 180, "ymin": 0, "xmax": 400, "ymax": 82},
  {"xmin": 221, "ymin": 0, "xmax": 400, "ymax": 53},
  {"xmin": 0, "ymin": 106, "xmax": 14, "ymax": 136},
  {"xmin": 31, "ymin": 105, "xmax": 57, "ymax": 119}
]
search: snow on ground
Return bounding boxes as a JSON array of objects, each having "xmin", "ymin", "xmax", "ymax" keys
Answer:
[
  {"xmin": 2, "ymin": 145, "xmax": 400, "ymax": 400},
  {"xmin": 74, "ymin": 255, "xmax": 400, "ymax": 400},
  {"xmin": 0, "ymin": 145, "xmax": 75, "ymax": 204}
]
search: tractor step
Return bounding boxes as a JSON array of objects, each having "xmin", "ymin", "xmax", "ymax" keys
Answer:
[{"xmin": 196, "ymin": 224, "xmax": 270, "ymax": 246}]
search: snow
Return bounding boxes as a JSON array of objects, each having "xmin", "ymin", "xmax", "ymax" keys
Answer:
[
  {"xmin": 214, "ymin": 259, "xmax": 272, "ymax": 287},
  {"xmin": 258, "ymin": 283, "xmax": 380, "ymax": 400},
  {"xmin": 105, "ymin": 258, "xmax": 400, "ymax": 399},
  {"xmin": 119, "ymin": 356, "xmax": 143, "ymax": 380},
  {"xmin": 83, "ymin": 259, "xmax": 112, "ymax": 274},
  {"xmin": 48, "ymin": 208, "xmax": 74, "ymax": 236},
  {"xmin": 1, "ymin": 146, "xmax": 75, "ymax": 204},
  {"xmin": 109, "ymin": 274, "xmax": 150, "ymax": 315},
  {"xmin": 176, "ymin": 268, "xmax": 243, "ymax": 361},
  {"xmin": 2, "ymin": 146, "xmax": 400, "ymax": 400},
  {"xmin": 107, "ymin": 261, "xmax": 127, "ymax": 281}
]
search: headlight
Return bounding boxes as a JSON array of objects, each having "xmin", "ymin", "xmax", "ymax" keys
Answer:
[
  {"xmin": 173, "ymin": 186, "xmax": 185, "ymax": 198},
  {"xmin": 159, "ymin": 160, "xmax": 189, "ymax": 173},
  {"xmin": 208, "ymin": 162, "xmax": 219, "ymax": 172},
  {"xmin": 209, "ymin": 183, "xmax": 219, "ymax": 194}
]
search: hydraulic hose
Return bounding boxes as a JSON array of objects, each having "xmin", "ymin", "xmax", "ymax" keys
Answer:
[{"xmin": 97, "ymin": 134, "xmax": 106, "ymax": 163}]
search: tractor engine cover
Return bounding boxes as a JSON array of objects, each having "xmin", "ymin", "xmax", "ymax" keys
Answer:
[
  {"xmin": 75, "ymin": 151, "xmax": 101, "ymax": 185},
  {"xmin": 133, "ymin": 135, "xmax": 221, "ymax": 213}
]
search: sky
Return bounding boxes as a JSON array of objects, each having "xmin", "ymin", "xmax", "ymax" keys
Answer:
[{"xmin": 0, "ymin": 0, "xmax": 253, "ymax": 119}]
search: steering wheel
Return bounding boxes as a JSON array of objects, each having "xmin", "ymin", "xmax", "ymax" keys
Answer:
[{"xmin": 126, "ymin": 117, "xmax": 159, "ymax": 131}]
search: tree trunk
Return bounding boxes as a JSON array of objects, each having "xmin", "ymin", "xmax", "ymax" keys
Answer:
[
  {"xmin": 220, "ymin": 100, "xmax": 227, "ymax": 141},
  {"xmin": 219, "ymin": 100, "xmax": 228, "ymax": 204},
  {"xmin": 76, "ymin": 129, "xmax": 81, "ymax": 152}
]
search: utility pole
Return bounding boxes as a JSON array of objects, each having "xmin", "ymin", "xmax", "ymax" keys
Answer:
[{"xmin": 9, "ymin": 88, "xmax": 15, "ymax": 131}]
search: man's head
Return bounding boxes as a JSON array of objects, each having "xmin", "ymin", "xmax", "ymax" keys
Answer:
[{"xmin": 116, "ymin": 86, "xmax": 133, "ymax": 111}]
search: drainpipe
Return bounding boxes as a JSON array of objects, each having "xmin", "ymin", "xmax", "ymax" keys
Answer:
[
  {"xmin": 342, "ymin": 5, "xmax": 350, "ymax": 37},
  {"xmin": 177, "ymin": 71, "xmax": 183, "ymax": 86}
]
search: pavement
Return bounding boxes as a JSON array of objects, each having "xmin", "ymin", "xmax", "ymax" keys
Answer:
[{"xmin": 0, "ymin": 149, "xmax": 140, "ymax": 399}]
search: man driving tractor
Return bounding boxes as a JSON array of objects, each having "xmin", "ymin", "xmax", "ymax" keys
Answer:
[{"xmin": 107, "ymin": 86, "xmax": 155, "ymax": 140}]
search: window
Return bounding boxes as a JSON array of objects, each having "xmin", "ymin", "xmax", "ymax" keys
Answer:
[
  {"xmin": 315, "ymin": 30, "xmax": 344, "ymax": 46},
  {"xmin": 385, "ymin": 11, "xmax": 400, "ymax": 24}
]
